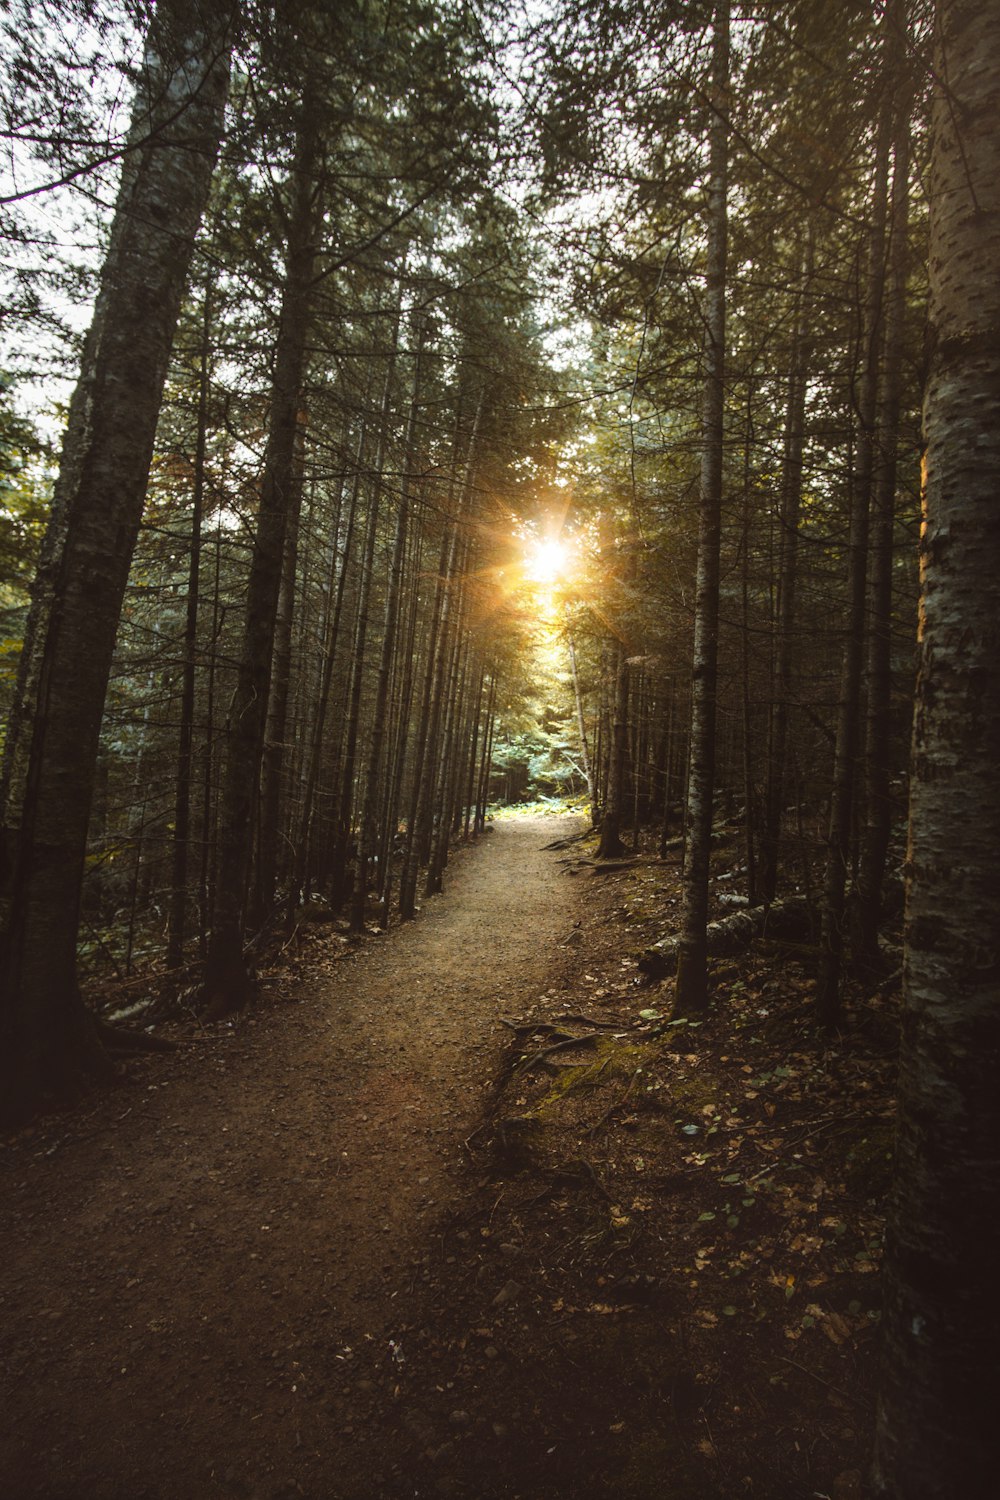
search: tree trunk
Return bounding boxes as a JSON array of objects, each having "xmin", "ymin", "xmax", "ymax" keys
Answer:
[
  {"xmin": 0, "ymin": 0, "xmax": 235, "ymax": 1121},
  {"xmin": 760, "ymin": 227, "xmax": 813, "ymax": 906},
  {"xmin": 291, "ymin": 442, "xmax": 363, "ymax": 919},
  {"xmin": 855, "ymin": 22, "xmax": 911, "ymax": 974},
  {"xmin": 399, "ymin": 392, "xmax": 482, "ymax": 920},
  {"xmin": 568, "ymin": 634, "xmax": 596, "ymax": 816},
  {"xmin": 474, "ymin": 674, "xmax": 497, "ymax": 835},
  {"xmin": 816, "ymin": 58, "xmax": 893, "ymax": 1027},
  {"xmin": 350, "ymin": 319, "xmax": 425, "ymax": 931},
  {"xmin": 674, "ymin": 1, "xmax": 729, "ymax": 1015},
  {"xmin": 204, "ymin": 103, "xmax": 323, "ymax": 1012},
  {"xmin": 873, "ymin": 5, "xmax": 1000, "ymax": 1494},
  {"xmin": 253, "ymin": 424, "xmax": 306, "ymax": 927},
  {"xmin": 329, "ymin": 300, "xmax": 405, "ymax": 912},
  {"xmin": 166, "ymin": 280, "xmax": 213, "ymax": 969},
  {"xmin": 461, "ymin": 666, "xmax": 486, "ymax": 840},
  {"xmin": 425, "ymin": 627, "xmax": 468, "ymax": 896},
  {"xmin": 376, "ymin": 510, "xmax": 426, "ymax": 921},
  {"xmin": 596, "ymin": 636, "xmax": 630, "ymax": 859}
]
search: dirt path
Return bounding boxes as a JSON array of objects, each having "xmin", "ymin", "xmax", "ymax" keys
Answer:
[{"xmin": 0, "ymin": 815, "xmax": 585, "ymax": 1500}]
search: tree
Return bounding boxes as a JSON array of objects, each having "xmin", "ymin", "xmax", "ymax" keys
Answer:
[
  {"xmin": 873, "ymin": 3, "xmax": 1000, "ymax": 1493},
  {"xmin": 202, "ymin": 69, "xmax": 326, "ymax": 1013},
  {"xmin": 0, "ymin": 0, "xmax": 237, "ymax": 1120},
  {"xmin": 674, "ymin": 1, "xmax": 730, "ymax": 1015}
]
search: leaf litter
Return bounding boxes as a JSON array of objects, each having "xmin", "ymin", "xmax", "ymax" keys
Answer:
[{"xmin": 0, "ymin": 818, "xmax": 895, "ymax": 1499}]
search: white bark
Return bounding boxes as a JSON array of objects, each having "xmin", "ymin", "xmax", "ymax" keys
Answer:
[{"xmin": 874, "ymin": 4, "xmax": 1000, "ymax": 1492}]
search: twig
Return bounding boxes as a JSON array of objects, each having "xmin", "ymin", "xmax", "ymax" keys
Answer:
[{"xmin": 778, "ymin": 1356, "xmax": 870, "ymax": 1410}]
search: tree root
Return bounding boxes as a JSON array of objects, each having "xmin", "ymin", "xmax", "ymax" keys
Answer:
[
  {"xmin": 551, "ymin": 1012, "xmax": 622, "ymax": 1030},
  {"xmin": 585, "ymin": 1066, "xmax": 643, "ymax": 1137},
  {"xmin": 511, "ymin": 1031, "xmax": 601, "ymax": 1082},
  {"xmin": 541, "ymin": 828, "xmax": 591, "ymax": 851},
  {"xmin": 94, "ymin": 1017, "xmax": 178, "ymax": 1054},
  {"xmin": 533, "ymin": 1157, "xmax": 613, "ymax": 1203}
]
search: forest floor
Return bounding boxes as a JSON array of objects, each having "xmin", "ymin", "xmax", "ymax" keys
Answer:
[{"xmin": 0, "ymin": 813, "xmax": 898, "ymax": 1500}]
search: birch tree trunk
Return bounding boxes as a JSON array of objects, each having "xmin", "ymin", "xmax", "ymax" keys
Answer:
[
  {"xmin": 0, "ymin": 0, "xmax": 236, "ymax": 1121},
  {"xmin": 873, "ymin": 4, "xmax": 1000, "ymax": 1493},
  {"xmin": 674, "ymin": 2, "xmax": 729, "ymax": 1014}
]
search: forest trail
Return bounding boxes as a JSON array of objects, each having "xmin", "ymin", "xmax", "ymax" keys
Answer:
[{"xmin": 0, "ymin": 815, "xmax": 585, "ymax": 1500}]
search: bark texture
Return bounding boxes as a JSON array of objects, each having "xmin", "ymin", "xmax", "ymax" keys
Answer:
[
  {"xmin": 873, "ymin": 4, "xmax": 1000, "ymax": 1493},
  {"xmin": 595, "ymin": 637, "xmax": 629, "ymax": 859},
  {"xmin": 0, "ymin": 0, "xmax": 235, "ymax": 1120},
  {"xmin": 674, "ymin": 2, "xmax": 729, "ymax": 1014},
  {"xmin": 816, "ymin": 76, "xmax": 892, "ymax": 1026},
  {"xmin": 856, "ymin": 27, "xmax": 911, "ymax": 972},
  {"xmin": 204, "ymin": 105, "xmax": 322, "ymax": 1010}
]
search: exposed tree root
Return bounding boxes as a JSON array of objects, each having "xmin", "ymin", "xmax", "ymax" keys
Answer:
[
  {"xmin": 534, "ymin": 1157, "xmax": 613, "ymax": 1202},
  {"xmin": 540, "ymin": 828, "xmax": 591, "ymax": 852},
  {"xmin": 585, "ymin": 1066, "xmax": 644, "ymax": 1137},
  {"xmin": 94, "ymin": 1018, "xmax": 178, "ymax": 1054},
  {"xmin": 511, "ymin": 1031, "xmax": 601, "ymax": 1082},
  {"xmin": 551, "ymin": 1012, "xmax": 622, "ymax": 1030}
]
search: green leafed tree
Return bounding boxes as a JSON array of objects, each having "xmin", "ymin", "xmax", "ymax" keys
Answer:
[{"xmin": 0, "ymin": 0, "xmax": 238, "ymax": 1122}]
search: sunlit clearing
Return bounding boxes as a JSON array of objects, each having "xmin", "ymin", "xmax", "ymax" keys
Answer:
[{"xmin": 524, "ymin": 535, "xmax": 573, "ymax": 586}]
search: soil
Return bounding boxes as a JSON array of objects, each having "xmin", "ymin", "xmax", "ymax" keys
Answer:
[{"xmin": 0, "ymin": 813, "xmax": 896, "ymax": 1500}]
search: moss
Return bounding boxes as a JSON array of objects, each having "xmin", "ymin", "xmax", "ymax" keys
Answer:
[
  {"xmin": 536, "ymin": 1037, "xmax": 650, "ymax": 1113},
  {"xmin": 667, "ymin": 1072, "xmax": 720, "ymax": 1112}
]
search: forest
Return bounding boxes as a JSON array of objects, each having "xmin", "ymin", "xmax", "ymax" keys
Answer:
[{"xmin": 0, "ymin": 1, "xmax": 997, "ymax": 1497}]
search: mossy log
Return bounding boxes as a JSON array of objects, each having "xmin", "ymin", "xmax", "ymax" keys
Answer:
[{"xmin": 638, "ymin": 897, "xmax": 813, "ymax": 982}]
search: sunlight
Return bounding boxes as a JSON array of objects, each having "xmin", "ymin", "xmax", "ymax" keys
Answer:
[{"xmin": 523, "ymin": 535, "xmax": 574, "ymax": 586}]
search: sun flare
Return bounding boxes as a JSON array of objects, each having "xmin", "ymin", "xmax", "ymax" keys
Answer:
[{"xmin": 523, "ymin": 535, "xmax": 573, "ymax": 586}]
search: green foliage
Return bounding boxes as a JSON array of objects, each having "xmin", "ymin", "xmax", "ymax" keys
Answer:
[
  {"xmin": 491, "ymin": 724, "xmax": 581, "ymax": 802},
  {"xmin": 0, "ymin": 377, "xmax": 51, "ymax": 600},
  {"xmin": 0, "ymin": 379, "xmax": 52, "ymax": 741}
]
